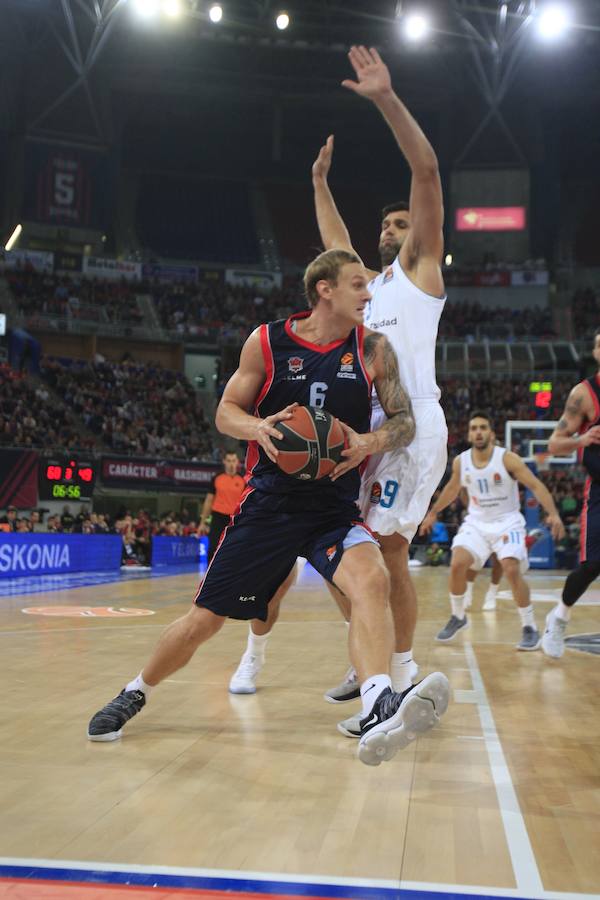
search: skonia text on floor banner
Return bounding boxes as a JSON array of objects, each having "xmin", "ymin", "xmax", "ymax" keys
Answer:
[
  {"xmin": 0, "ymin": 534, "xmax": 122, "ymax": 578},
  {"xmin": 101, "ymin": 456, "xmax": 220, "ymax": 491}
]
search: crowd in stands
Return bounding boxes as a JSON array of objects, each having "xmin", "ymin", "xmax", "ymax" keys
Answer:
[
  {"xmin": 6, "ymin": 265, "xmax": 561, "ymax": 344},
  {"xmin": 438, "ymin": 301, "xmax": 556, "ymax": 340},
  {"xmin": 571, "ymin": 287, "xmax": 600, "ymax": 339},
  {"xmin": 6, "ymin": 270, "xmax": 144, "ymax": 326},
  {"xmin": 0, "ymin": 362, "xmax": 95, "ymax": 452},
  {"xmin": 439, "ymin": 375, "xmax": 573, "ymax": 456},
  {"xmin": 40, "ymin": 356, "xmax": 216, "ymax": 461},
  {"xmin": 150, "ymin": 277, "xmax": 301, "ymax": 341}
]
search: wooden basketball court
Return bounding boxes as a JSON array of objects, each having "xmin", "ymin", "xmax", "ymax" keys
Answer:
[{"xmin": 0, "ymin": 564, "xmax": 599, "ymax": 900}]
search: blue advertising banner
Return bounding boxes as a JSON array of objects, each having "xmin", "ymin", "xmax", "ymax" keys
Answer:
[
  {"xmin": 152, "ymin": 536, "xmax": 208, "ymax": 568},
  {"xmin": 0, "ymin": 534, "xmax": 122, "ymax": 578},
  {"xmin": 142, "ymin": 263, "xmax": 198, "ymax": 283},
  {"xmin": 527, "ymin": 526, "xmax": 555, "ymax": 569},
  {"xmin": 22, "ymin": 140, "xmax": 110, "ymax": 229}
]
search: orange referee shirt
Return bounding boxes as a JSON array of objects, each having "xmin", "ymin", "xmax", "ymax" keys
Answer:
[{"xmin": 210, "ymin": 473, "xmax": 246, "ymax": 516}]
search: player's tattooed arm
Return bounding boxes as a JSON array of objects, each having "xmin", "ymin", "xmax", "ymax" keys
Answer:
[
  {"xmin": 548, "ymin": 384, "xmax": 600, "ymax": 455},
  {"xmin": 365, "ymin": 332, "xmax": 415, "ymax": 451}
]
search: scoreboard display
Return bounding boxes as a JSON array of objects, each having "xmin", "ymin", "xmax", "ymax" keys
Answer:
[
  {"xmin": 38, "ymin": 457, "xmax": 97, "ymax": 502},
  {"xmin": 529, "ymin": 381, "xmax": 553, "ymax": 410}
]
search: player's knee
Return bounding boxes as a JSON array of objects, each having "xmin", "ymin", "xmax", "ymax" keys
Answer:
[
  {"xmin": 581, "ymin": 559, "xmax": 600, "ymax": 580},
  {"xmin": 350, "ymin": 560, "xmax": 390, "ymax": 608},
  {"xmin": 450, "ymin": 552, "xmax": 471, "ymax": 574},
  {"xmin": 500, "ymin": 558, "xmax": 520, "ymax": 582},
  {"xmin": 184, "ymin": 606, "xmax": 224, "ymax": 643}
]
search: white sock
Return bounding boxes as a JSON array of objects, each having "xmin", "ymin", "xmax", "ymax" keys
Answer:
[
  {"xmin": 126, "ymin": 672, "xmax": 152, "ymax": 697},
  {"xmin": 247, "ymin": 627, "xmax": 269, "ymax": 659},
  {"xmin": 465, "ymin": 583, "xmax": 474, "ymax": 604},
  {"xmin": 518, "ymin": 604, "xmax": 536, "ymax": 628},
  {"xmin": 360, "ymin": 674, "xmax": 392, "ymax": 717},
  {"xmin": 450, "ymin": 593, "xmax": 465, "ymax": 618},
  {"xmin": 556, "ymin": 601, "xmax": 571, "ymax": 622},
  {"xmin": 486, "ymin": 583, "xmax": 499, "ymax": 598},
  {"xmin": 391, "ymin": 651, "xmax": 414, "ymax": 693}
]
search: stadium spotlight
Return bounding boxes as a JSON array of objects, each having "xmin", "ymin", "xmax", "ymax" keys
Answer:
[
  {"xmin": 275, "ymin": 11, "xmax": 290, "ymax": 30},
  {"xmin": 403, "ymin": 12, "xmax": 430, "ymax": 42},
  {"xmin": 162, "ymin": 0, "xmax": 181, "ymax": 17},
  {"xmin": 5, "ymin": 223, "xmax": 22, "ymax": 252},
  {"xmin": 209, "ymin": 4, "xmax": 223, "ymax": 23},
  {"xmin": 536, "ymin": 3, "xmax": 572, "ymax": 40},
  {"xmin": 133, "ymin": 0, "xmax": 159, "ymax": 17}
]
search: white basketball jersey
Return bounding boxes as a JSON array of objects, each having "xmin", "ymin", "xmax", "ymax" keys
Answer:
[
  {"xmin": 460, "ymin": 446, "xmax": 521, "ymax": 524},
  {"xmin": 365, "ymin": 256, "xmax": 445, "ymax": 408}
]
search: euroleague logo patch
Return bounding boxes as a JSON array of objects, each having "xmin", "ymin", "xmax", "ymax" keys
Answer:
[
  {"xmin": 337, "ymin": 351, "xmax": 356, "ymax": 380},
  {"xmin": 383, "ymin": 266, "xmax": 394, "ymax": 283},
  {"xmin": 287, "ymin": 356, "xmax": 303, "ymax": 374},
  {"xmin": 370, "ymin": 481, "xmax": 382, "ymax": 504},
  {"xmin": 326, "ymin": 544, "xmax": 337, "ymax": 562},
  {"xmin": 494, "ymin": 472, "xmax": 502, "ymax": 485}
]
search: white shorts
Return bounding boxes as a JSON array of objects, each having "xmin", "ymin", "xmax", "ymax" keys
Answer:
[
  {"xmin": 359, "ymin": 400, "xmax": 448, "ymax": 541},
  {"xmin": 451, "ymin": 515, "xmax": 529, "ymax": 573}
]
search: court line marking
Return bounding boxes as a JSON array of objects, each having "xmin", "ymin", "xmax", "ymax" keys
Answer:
[
  {"xmin": 463, "ymin": 642, "xmax": 544, "ymax": 896},
  {"xmin": 0, "ymin": 858, "xmax": 597, "ymax": 900}
]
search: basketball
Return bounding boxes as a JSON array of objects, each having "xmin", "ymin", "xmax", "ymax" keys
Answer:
[{"xmin": 275, "ymin": 406, "xmax": 346, "ymax": 480}]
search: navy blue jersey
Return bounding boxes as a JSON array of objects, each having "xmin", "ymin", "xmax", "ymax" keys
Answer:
[
  {"xmin": 580, "ymin": 376, "xmax": 600, "ymax": 481},
  {"xmin": 245, "ymin": 312, "xmax": 373, "ymax": 505}
]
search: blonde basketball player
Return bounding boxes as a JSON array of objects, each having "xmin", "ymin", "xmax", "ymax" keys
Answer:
[
  {"xmin": 420, "ymin": 411, "xmax": 565, "ymax": 649},
  {"xmin": 230, "ymin": 47, "xmax": 448, "ymax": 737}
]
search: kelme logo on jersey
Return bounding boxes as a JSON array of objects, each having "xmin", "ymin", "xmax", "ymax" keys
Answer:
[
  {"xmin": 288, "ymin": 356, "xmax": 304, "ymax": 374},
  {"xmin": 370, "ymin": 481, "xmax": 382, "ymax": 504}
]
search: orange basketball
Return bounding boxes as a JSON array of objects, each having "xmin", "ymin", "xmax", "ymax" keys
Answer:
[{"xmin": 275, "ymin": 406, "xmax": 346, "ymax": 480}]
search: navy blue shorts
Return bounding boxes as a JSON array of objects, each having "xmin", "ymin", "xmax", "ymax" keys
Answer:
[
  {"xmin": 194, "ymin": 488, "xmax": 376, "ymax": 621},
  {"xmin": 580, "ymin": 478, "xmax": 600, "ymax": 562}
]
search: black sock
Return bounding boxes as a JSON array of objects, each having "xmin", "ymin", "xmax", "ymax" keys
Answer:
[{"xmin": 562, "ymin": 560, "xmax": 600, "ymax": 607}]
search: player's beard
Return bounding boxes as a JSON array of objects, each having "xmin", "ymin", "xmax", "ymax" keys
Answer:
[{"xmin": 379, "ymin": 238, "xmax": 402, "ymax": 267}]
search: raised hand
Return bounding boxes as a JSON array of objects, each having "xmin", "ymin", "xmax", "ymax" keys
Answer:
[
  {"xmin": 342, "ymin": 46, "xmax": 392, "ymax": 101},
  {"xmin": 312, "ymin": 135, "xmax": 334, "ymax": 181}
]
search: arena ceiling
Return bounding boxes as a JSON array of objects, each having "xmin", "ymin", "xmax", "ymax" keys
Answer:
[{"xmin": 1, "ymin": 1, "xmax": 599, "ymax": 173}]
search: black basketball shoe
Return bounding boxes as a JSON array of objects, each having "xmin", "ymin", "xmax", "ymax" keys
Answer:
[
  {"xmin": 358, "ymin": 672, "xmax": 450, "ymax": 766},
  {"xmin": 87, "ymin": 689, "xmax": 146, "ymax": 742}
]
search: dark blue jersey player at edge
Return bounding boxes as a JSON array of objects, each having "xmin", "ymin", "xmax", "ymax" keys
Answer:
[
  {"xmin": 544, "ymin": 326, "xmax": 600, "ymax": 659},
  {"xmin": 87, "ymin": 249, "xmax": 450, "ymax": 767}
]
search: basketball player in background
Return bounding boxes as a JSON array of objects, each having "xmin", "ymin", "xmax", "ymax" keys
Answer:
[
  {"xmin": 229, "ymin": 47, "xmax": 448, "ymax": 728},
  {"xmin": 420, "ymin": 411, "xmax": 564, "ymax": 649},
  {"xmin": 200, "ymin": 450, "xmax": 245, "ymax": 561},
  {"xmin": 544, "ymin": 328, "xmax": 600, "ymax": 657},
  {"xmin": 88, "ymin": 250, "xmax": 450, "ymax": 767}
]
